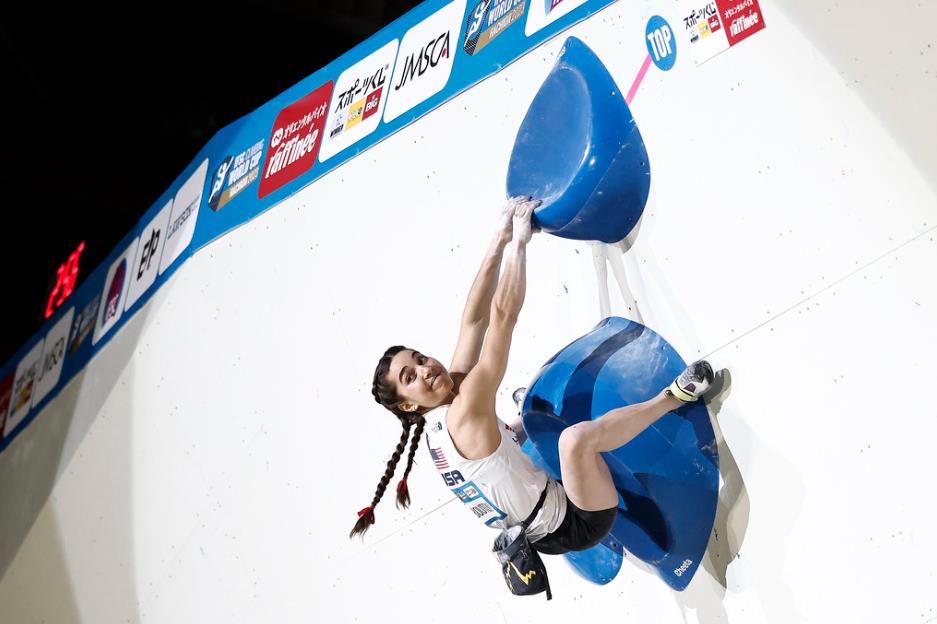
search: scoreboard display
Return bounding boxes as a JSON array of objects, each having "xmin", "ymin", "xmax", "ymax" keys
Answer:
[{"xmin": 45, "ymin": 241, "xmax": 85, "ymax": 319}]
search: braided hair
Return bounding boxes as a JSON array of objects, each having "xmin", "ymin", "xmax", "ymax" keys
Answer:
[{"xmin": 349, "ymin": 346, "xmax": 426, "ymax": 538}]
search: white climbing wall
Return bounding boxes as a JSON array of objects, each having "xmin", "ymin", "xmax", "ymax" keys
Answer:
[{"xmin": 1, "ymin": 0, "xmax": 936, "ymax": 621}]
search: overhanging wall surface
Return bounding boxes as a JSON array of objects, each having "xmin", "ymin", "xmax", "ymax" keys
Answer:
[{"xmin": 1, "ymin": 0, "xmax": 936, "ymax": 622}]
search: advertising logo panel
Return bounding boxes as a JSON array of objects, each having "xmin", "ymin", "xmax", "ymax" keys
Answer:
[
  {"xmin": 719, "ymin": 0, "xmax": 765, "ymax": 47},
  {"xmin": 208, "ymin": 139, "xmax": 265, "ymax": 211},
  {"xmin": 159, "ymin": 159, "xmax": 209, "ymax": 275},
  {"xmin": 384, "ymin": 0, "xmax": 465, "ymax": 123},
  {"xmin": 31, "ymin": 307, "xmax": 75, "ymax": 409},
  {"xmin": 93, "ymin": 238, "xmax": 139, "ymax": 346},
  {"xmin": 679, "ymin": 0, "xmax": 766, "ymax": 65},
  {"xmin": 524, "ymin": 0, "xmax": 587, "ymax": 36},
  {"xmin": 258, "ymin": 82, "xmax": 333, "ymax": 199},
  {"xmin": 320, "ymin": 40, "xmax": 398, "ymax": 162},
  {"xmin": 0, "ymin": 373, "xmax": 13, "ymax": 442},
  {"xmin": 680, "ymin": 1, "xmax": 727, "ymax": 62},
  {"xmin": 4, "ymin": 339, "xmax": 44, "ymax": 438},
  {"xmin": 126, "ymin": 199, "xmax": 172, "ymax": 310},
  {"xmin": 68, "ymin": 296, "xmax": 100, "ymax": 356},
  {"xmin": 463, "ymin": 0, "xmax": 526, "ymax": 55}
]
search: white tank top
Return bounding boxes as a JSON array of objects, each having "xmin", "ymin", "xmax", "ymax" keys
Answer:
[{"xmin": 424, "ymin": 410, "xmax": 567, "ymax": 542}]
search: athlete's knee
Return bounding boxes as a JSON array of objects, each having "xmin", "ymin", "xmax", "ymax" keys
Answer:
[{"xmin": 558, "ymin": 422, "xmax": 600, "ymax": 456}]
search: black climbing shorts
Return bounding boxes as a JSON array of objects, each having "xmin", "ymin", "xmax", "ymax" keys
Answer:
[{"xmin": 531, "ymin": 494, "xmax": 617, "ymax": 555}]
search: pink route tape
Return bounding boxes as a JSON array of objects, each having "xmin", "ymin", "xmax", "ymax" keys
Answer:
[{"xmin": 626, "ymin": 54, "xmax": 653, "ymax": 105}]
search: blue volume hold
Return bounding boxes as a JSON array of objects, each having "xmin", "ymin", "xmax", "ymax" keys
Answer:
[
  {"xmin": 519, "ymin": 317, "xmax": 719, "ymax": 590},
  {"xmin": 506, "ymin": 37, "xmax": 651, "ymax": 243}
]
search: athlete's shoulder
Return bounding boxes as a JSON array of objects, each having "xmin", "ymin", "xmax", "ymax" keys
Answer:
[{"xmin": 424, "ymin": 414, "xmax": 446, "ymax": 437}]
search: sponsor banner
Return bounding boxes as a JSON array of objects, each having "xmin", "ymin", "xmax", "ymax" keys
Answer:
[
  {"xmin": 126, "ymin": 200, "xmax": 172, "ymax": 310},
  {"xmin": 320, "ymin": 40, "xmax": 398, "ymax": 161},
  {"xmin": 463, "ymin": 0, "xmax": 527, "ymax": 56},
  {"xmin": 93, "ymin": 238, "xmax": 139, "ymax": 346},
  {"xmin": 525, "ymin": 0, "xmax": 589, "ymax": 36},
  {"xmin": 258, "ymin": 82, "xmax": 333, "ymax": 199},
  {"xmin": 1, "ymin": 0, "xmax": 621, "ymax": 456},
  {"xmin": 384, "ymin": 0, "xmax": 465, "ymax": 123},
  {"xmin": 0, "ymin": 373, "xmax": 13, "ymax": 441},
  {"xmin": 68, "ymin": 296, "xmax": 100, "ymax": 356},
  {"xmin": 719, "ymin": 0, "xmax": 765, "ymax": 47},
  {"xmin": 4, "ymin": 339, "xmax": 43, "ymax": 438},
  {"xmin": 159, "ymin": 159, "xmax": 209, "ymax": 274},
  {"xmin": 208, "ymin": 139, "xmax": 265, "ymax": 211},
  {"xmin": 680, "ymin": 1, "xmax": 728, "ymax": 62},
  {"xmin": 32, "ymin": 307, "xmax": 74, "ymax": 409},
  {"xmin": 680, "ymin": 0, "xmax": 765, "ymax": 65}
]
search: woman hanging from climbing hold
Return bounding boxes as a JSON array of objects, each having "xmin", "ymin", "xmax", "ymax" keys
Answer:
[{"xmin": 349, "ymin": 195, "xmax": 713, "ymax": 560}]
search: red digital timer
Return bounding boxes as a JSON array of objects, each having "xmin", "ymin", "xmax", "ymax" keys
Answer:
[{"xmin": 45, "ymin": 242, "xmax": 85, "ymax": 319}]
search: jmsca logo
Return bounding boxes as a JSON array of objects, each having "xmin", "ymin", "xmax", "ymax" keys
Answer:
[
  {"xmin": 384, "ymin": 0, "xmax": 462, "ymax": 123},
  {"xmin": 394, "ymin": 31, "xmax": 451, "ymax": 90}
]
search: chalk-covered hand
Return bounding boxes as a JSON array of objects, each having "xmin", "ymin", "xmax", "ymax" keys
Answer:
[
  {"xmin": 512, "ymin": 196, "xmax": 541, "ymax": 245},
  {"xmin": 496, "ymin": 197, "xmax": 522, "ymax": 243}
]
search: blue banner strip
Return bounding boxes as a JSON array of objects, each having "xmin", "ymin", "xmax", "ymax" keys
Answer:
[{"xmin": 0, "ymin": 0, "xmax": 617, "ymax": 455}]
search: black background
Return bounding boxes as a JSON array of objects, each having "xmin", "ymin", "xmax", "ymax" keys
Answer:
[{"xmin": 0, "ymin": 1, "xmax": 423, "ymax": 364}]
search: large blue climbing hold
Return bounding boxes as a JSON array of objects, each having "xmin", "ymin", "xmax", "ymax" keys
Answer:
[
  {"xmin": 519, "ymin": 317, "xmax": 719, "ymax": 590},
  {"xmin": 506, "ymin": 37, "xmax": 651, "ymax": 244}
]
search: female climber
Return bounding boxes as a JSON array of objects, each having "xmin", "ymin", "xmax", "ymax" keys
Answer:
[{"xmin": 349, "ymin": 195, "xmax": 713, "ymax": 556}]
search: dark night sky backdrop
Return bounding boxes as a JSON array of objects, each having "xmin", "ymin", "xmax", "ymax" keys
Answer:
[{"xmin": 0, "ymin": 1, "xmax": 423, "ymax": 364}]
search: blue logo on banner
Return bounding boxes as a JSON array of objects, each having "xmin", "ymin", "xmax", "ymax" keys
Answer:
[
  {"xmin": 208, "ymin": 156, "xmax": 233, "ymax": 211},
  {"xmin": 645, "ymin": 15, "xmax": 676, "ymax": 71},
  {"xmin": 464, "ymin": 1, "xmax": 490, "ymax": 53}
]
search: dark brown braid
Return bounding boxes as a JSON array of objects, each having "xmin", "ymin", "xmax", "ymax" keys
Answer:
[
  {"xmin": 348, "ymin": 421, "xmax": 411, "ymax": 538},
  {"xmin": 349, "ymin": 346, "xmax": 427, "ymax": 538},
  {"xmin": 396, "ymin": 419, "xmax": 424, "ymax": 509}
]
